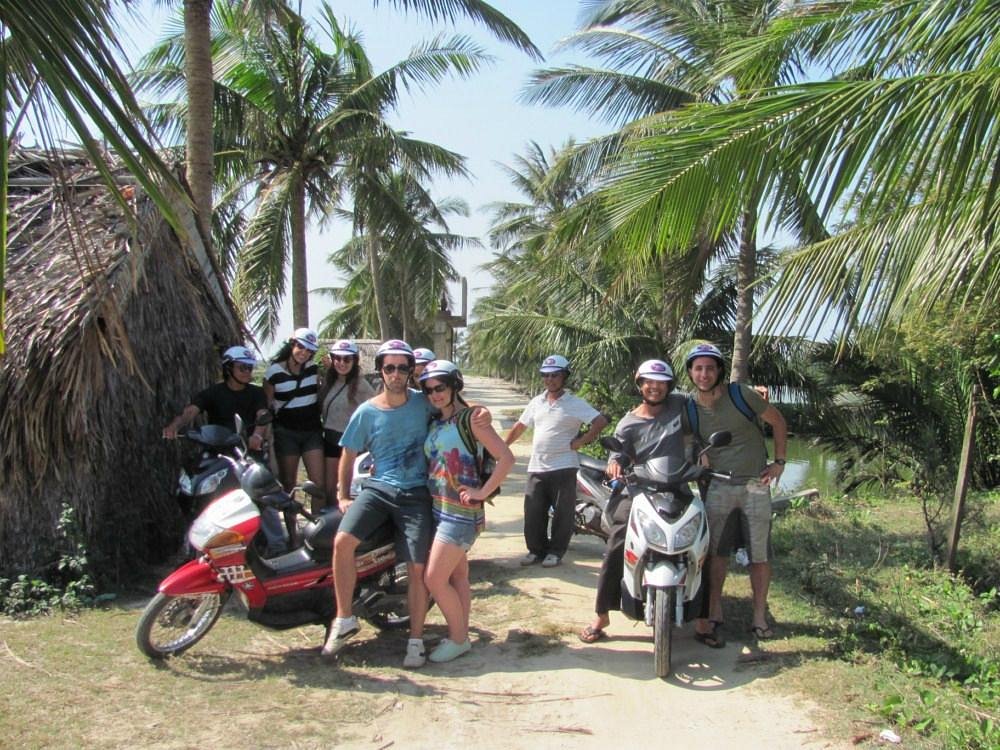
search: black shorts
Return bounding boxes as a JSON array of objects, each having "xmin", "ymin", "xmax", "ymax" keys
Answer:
[
  {"xmin": 323, "ymin": 429, "xmax": 344, "ymax": 458},
  {"xmin": 273, "ymin": 426, "xmax": 324, "ymax": 458}
]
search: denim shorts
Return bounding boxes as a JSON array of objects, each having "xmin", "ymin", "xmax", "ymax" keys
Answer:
[
  {"xmin": 273, "ymin": 426, "xmax": 324, "ymax": 458},
  {"xmin": 433, "ymin": 517, "xmax": 479, "ymax": 552},
  {"xmin": 339, "ymin": 481, "xmax": 433, "ymax": 563}
]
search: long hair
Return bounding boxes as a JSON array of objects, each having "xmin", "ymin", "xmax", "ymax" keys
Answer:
[
  {"xmin": 319, "ymin": 355, "xmax": 362, "ymax": 404},
  {"xmin": 271, "ymin": 340, "xmax": 294, "ymax": 364}
]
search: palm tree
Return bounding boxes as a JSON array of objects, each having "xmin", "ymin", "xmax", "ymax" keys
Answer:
[
  {"xmin": 139, "ymin": 3, "xmax": 491, "ymax": 337},
  {"xmin": 524, "ymin": 0, "xmax": 830, "ymax": 380},
  {"xmin": 594, "ymin": 0, "xmax": 1000, "ymax": 349},
  {"xmin": 318, "ymin": 169, "xmax": 475, "ymax": 341},
  {"xmin": 0, "ymin": 1, "xmax": 195, "ymax": 357}
]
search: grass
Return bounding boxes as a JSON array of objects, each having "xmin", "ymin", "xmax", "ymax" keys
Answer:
[{"xmin": 2, "ymin": 492, "xmax": 998, "ymax": 748}]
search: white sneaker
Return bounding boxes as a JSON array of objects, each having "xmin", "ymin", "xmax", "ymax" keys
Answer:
[
  {"xmin": 321, "ymin": 616, "xmax": 360, "ymax": 657},
  {"xmin": 403, "ymin": 638, "xmax": 426, "ymax": 668},
  {"xmin": 429, "ymin": 638, "xmax": 471, "ymax": 663},
  {"xmin": 519, "ymin": 553, "xmax": 542, "ymax": 566},
  {"xmin": 541, "ymin": 553, "xmax": 561, "ymax": 568}
]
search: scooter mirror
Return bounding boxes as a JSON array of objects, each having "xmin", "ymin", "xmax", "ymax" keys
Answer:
[
  {"xmin": 600, "ymin": 435, "xmax": 624, "ymax": 453},
  {"xmin": 234, "ymin": 414, "xmax": 244, "ymax": 435},
  {"xmin": 707, "ymin": 430, "xmax": 732, "ymax": 448}
]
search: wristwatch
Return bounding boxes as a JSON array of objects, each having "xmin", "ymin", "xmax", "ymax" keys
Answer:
[{"xmin": 774, "ymin": 458, "xmax": 786, "ymax": 466}]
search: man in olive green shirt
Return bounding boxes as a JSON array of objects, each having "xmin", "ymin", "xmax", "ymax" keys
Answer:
[{"xmin": 683, "ymin": 344, "xmax": 788, "ymax": 643}]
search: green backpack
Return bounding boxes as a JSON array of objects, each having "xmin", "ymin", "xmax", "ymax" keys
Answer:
[{"xmin": 455, "ymin": 407, "xmax": 500, "ymax": 500}]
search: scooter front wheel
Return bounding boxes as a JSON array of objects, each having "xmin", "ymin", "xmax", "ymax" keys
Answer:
[
  {"xmin": 653, "ymin": 587, "xmax": 674, "ymax": 679},
  {"xmin": 136, "ymin": 591, "xmax": 230, "ymax": 659}
]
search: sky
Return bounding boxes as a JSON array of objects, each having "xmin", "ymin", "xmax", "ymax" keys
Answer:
[{"xmin": 114, "ymin": 0, "xmax": 612, "ymax": 347}]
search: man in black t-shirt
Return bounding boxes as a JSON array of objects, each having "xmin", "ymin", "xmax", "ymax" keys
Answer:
[{"xmin": 163, "ymin": 346, "xmax": 269, "ymax": 451}]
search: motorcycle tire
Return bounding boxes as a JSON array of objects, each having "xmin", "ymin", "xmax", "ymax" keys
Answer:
[
  {"xmin": 136, "ymin": 591, "xmax": 230, "ymax": 659},
  {"xmin": 653, "ymin": 587, "xmax": 674, "ymax": 679}
]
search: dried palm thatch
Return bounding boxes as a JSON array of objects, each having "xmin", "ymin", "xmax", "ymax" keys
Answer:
[{"xmin": 0, "ymin": 147, "xmax": 241, "ymax": 577}]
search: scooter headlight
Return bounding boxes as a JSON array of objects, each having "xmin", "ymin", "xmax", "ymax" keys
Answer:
[
  {"xmin": 673, "ymin": 515, "xmax": 701, "ymax": 550},
  {"xmin": 196, "ymin": 468, "xmax": 229, "ymax": 495},
  {"xmin": 635, "ymin": 507, "xmax": 668, "ymax": 549}
]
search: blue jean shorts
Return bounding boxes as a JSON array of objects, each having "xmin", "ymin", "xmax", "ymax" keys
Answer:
[{"xmin": 433, "ymin": 517, "xmax": 479, "ymax": 551}]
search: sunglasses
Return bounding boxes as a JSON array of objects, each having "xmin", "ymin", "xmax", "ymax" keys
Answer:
[
  {"xmin": 331, "ymin": 355, "xmax": 354, "ymax": 363},
  {"xmin": 422, "ymin": 383, "xmax": 450, "ymax": 395},
  {"xmin": 541, "ymin": 372, "xmax": 564, "ymax": 379},
  {"xmin": 292, "ymin": 341, "xmax": 315, "ymax": 352},
  {"xmin": 381, "ymin": 364, "xmax": 411, "ymax": 375},
  {"xmin": 233, "ymin": 363, "xmax": 254, "ymax": 373}
]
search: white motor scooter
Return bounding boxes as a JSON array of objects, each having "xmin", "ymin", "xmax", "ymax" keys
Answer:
[{"xmin": 602, "ymin": 430, "xmax": 732, "ymax": 678}]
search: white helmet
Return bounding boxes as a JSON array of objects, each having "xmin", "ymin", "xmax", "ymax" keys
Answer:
[
  {"xmin": 222, "ymin": 346, "xmax": 256, "ymax": 367},
  {"xmin": 292, "ymin": 327, "xmax": 319, "ymax": 352},
  {"xmin": 685, "ymin": 342, "xmax": 725, "ymax": 369},
  {"xmin": 418, "ymin": 359, "xmax": 464, "ymax": 391},
  {"xmin": 412, "ymin": 347, "xmax": 436, "ymax": 364},
  {"xmin": 539, "ymin": 354, "xmax": 570, "ymax": 374},
  {"xmin": 329, "ymin": 339, "xmax": 358, "ymax": 356},
  {"xmin": 635, "ymin": 359, "xmax": 674, "ymax": 382},
  {"xmin": 375, "ymin": 339, "xmax": 414, "ymax": 369}
]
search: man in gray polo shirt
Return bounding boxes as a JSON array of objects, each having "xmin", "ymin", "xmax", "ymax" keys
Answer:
[{"xmin": 505, "ymin": 355, "xmax": 608, "ymax": 567}]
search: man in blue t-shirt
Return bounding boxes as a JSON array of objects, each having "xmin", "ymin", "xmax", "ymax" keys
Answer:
[{"xmin": 321, "ymin": 340, "xmax": 434, "ymax": 668}]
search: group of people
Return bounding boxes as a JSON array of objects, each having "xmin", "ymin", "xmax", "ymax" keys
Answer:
[{"xmin": 164, "ymin": 333, "xmax": 786, "ymax": 665}]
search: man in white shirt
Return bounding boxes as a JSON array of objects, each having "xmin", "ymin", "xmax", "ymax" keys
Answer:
[{"xmin": 505, "ymin": 355, "xmax": 609, "ymax": 567}]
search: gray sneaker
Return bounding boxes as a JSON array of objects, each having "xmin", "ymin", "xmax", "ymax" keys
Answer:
[
  {"xmin": 403, "ymin": 638, "xmax": 426, "ymax": 668},
  {"xmin": 321, "ymin": 616, "xmax": 360, "ymax": 657},
  {"xmin": 541, "ymin": 553, "xmax": 561, "ymax": 568},
  {"xmin": 519, "ymin": 553, "xmax": 542, "ymax": 566}
]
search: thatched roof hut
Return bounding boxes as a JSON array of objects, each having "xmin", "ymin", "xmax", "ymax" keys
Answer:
[{"xmin": 0, "ymin": 148, "xmax": 242, "ymax": 577}]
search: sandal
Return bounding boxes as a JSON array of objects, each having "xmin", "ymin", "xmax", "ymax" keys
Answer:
[
  {"xmin": 749, "ymin": 625, "xmax": 775, "ymax": 640},
  {"xmin": 693, "ymin": 624, "xmax": 726, "ymax": 648},
  {"xmin": 578, "ymin": 625, "xmax": 608, "ymax": 644}
]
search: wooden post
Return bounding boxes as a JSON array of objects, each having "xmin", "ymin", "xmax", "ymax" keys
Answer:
[{"xmin": 946, "ymin": 385, "xmax": 979, "ymax": 572}]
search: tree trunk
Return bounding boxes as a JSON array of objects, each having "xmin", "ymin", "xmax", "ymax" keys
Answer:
[
  {"xmin": 290, "ymin": 171, "xmax": 308, "ymax": 328},
  {"xmin": 731, "ymin": 209, "xmax": 757, "ymax": 383},
  {"xmin": 367, "ymin": 231, "xmax": 391, "ymax": 339},
  {"xmin": 184, "ymin": 0, "xmax": 214, "ymax": 252}
]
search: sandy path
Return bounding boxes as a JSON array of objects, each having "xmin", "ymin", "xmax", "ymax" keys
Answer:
[{"xmin": 339, "ymin": 375, "xmax": 846, "ymax": 750}]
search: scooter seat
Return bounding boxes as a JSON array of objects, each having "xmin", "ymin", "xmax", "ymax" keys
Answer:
[
  {"xmin": 579, "ymin": 454, "xmax": 608, "ymax": 474},
  {"xmin": 303, "ymin": 510, "xmax": 396, "ymax": 554}
]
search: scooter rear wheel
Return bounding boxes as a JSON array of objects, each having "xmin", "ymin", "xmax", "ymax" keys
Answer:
[
  {"xmin": 653, "ymin": 587, "xmax": 674, "ymax": 679},
  {"xmin": 136, "ymin": 591, "xmax": 230, "ymax": 659}
]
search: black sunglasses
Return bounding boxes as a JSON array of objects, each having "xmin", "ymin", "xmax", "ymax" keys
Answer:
[
  {"xmin": 422, "ymin": 383, "xmax": 449, "ymax": 395},
  {"xmin": 382, "ymin": 363, "xmax": 411, "ymax": 375},
  {"xmin": 331, "ymin": 355, "xmax": 354, "ymax": 363},
  {"xmin": 233, "ymin": 363, "xmax": 254, "ymax": 372}
]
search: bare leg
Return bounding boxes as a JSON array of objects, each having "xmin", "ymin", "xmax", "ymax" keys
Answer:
[
  {"xmin": 451, "ymin": 554, "xmax": 472, "ymax": 633},
  {"xmin": 425, "ymin": 541, "xmax": 469, "ymax": 642},
  {"xmin": 749, "ymin": 561, "xmax": 772, "ymax": 630},
  {"xmin": 695, "ymin": 555, "xmax": 729, "ymax": 635},
  {"xmin": 324, "ymin": 456, "xmax": 340, "ymax": 511},
  {"xmin": 299, "ymin": 448, "xmax": 326, "ymax": 512},
  {"xmin": 332, "ymin": 532, "xmax": 360, "ymax": 618},
  {"xmin": 407, "ymin": 562, "xmax": 428, "ymax": 639}
]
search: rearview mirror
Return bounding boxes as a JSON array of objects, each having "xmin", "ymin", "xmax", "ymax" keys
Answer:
[{"xmin": 707, "ymin": 430, "xmax": 732, "ymax": 448}]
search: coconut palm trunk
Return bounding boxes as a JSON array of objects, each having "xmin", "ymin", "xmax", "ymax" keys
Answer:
[
  {"xmin": 731, "ymin": 208, "xmax": 758, "ymax": 383},
  {"xmin": 289, "ymin": 170, "xmax": 309, "ymax": 328},
  {"xmin": 365, "ymin": 230, "xmax": 391, "ymax": 339},
  {"xmin": 183, "ymin": 0, "xmax": 214, "ymax": 250}
]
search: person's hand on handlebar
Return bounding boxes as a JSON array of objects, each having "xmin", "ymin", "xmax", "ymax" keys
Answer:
[{"xmin": 606, "ymin": 457, "xmax": 624, "ymax": 479}]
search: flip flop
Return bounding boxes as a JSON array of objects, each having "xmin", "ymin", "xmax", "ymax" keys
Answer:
[
  {"xmin": 578, "ymin": 625, "xmax": 608, "ymax": 644},
  {"xmin": 710, "ymin": 619, "xmax": 725, "ymax": 631},
  {"xmin": 693, "ymin": 628, "xmax": 726, "ymax": 648},
  {"xmin": 749, "ymin": 625, "xmax": 775, "ymax": 640}
]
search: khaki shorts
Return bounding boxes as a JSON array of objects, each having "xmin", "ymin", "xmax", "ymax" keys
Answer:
[{"xmin": 705, "ymin": 480, "xmax": 772, "ymax": 563}]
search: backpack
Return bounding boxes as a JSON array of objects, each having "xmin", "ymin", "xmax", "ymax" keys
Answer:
[
  {"xmin": 686, "ymin": 383, "xmax": 766, "ymax": 450},
  {"xmin": 455, "ymin": 407, "xmax": 500, "ymax": 500}
]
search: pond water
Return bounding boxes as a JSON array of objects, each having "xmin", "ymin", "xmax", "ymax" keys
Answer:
[{"xmin": 772, "ymin": 436, "xmax": 841, "ymax": 498}]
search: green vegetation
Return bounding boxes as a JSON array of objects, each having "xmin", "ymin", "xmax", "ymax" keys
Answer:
[{"xmin": 764, "ymin": 492, "xmax": 1000, "ymax": 748}]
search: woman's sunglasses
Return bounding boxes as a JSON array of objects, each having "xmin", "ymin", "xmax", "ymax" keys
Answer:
[
  {"xmin": 381, "ymin": 364, "xmax": 411, "ymax": 375},
  {"xmin": 233, "ymin": 363, "xmax": 254, "ymax": 373},
  {"xmin": 422, "ymin": 383, "xmax": 449, "ymax": 395},
  {"xmin": 331, "ymin": 355, "xmax": 354, "ymax": 363}
]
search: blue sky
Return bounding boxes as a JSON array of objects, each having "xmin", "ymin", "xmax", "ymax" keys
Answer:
[{"xmin": 116, "ymin": 0, "xmax": 611, "ymax": 345}]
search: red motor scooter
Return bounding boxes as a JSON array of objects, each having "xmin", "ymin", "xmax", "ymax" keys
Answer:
[{"xmin": 136, "ymin": 422, "xmax": 409, "ymax": 659}]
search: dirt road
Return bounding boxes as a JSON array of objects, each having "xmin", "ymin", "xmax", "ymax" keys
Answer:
[{"xmin": 334, "ymin": 375, "xmax": 846, "ymax": 750}]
